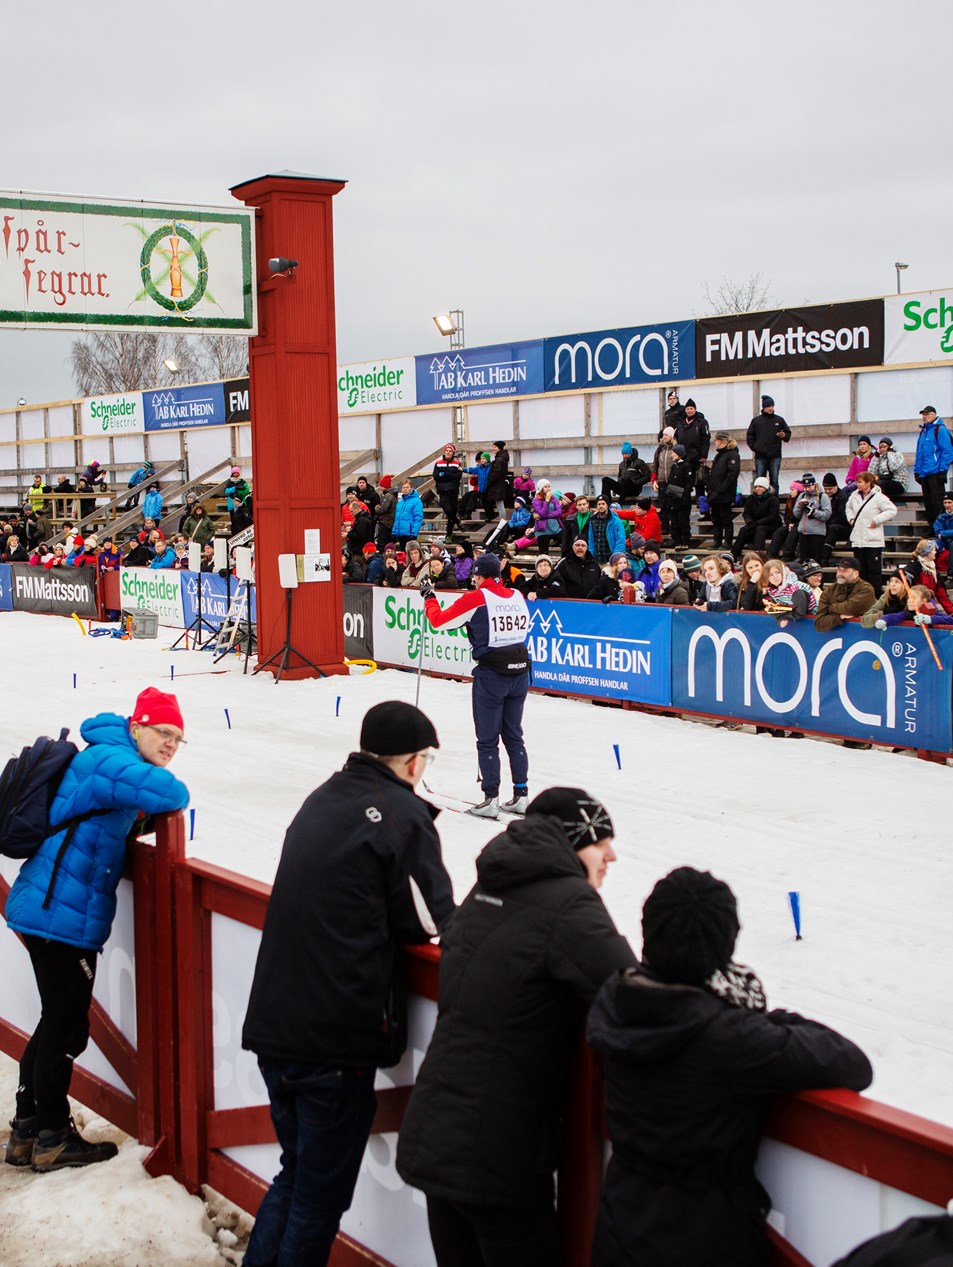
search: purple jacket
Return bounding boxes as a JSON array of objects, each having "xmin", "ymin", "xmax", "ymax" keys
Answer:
[{"xmin": 532, "ymin": 493, "xmax": 563, "ymax": 536}]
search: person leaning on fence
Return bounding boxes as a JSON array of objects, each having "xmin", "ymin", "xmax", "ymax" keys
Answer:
[
  {"xmin": 5, "ymin": 688, "xmax": 189, "ymax": 1172},
  {"xmin": 587, "ymin": 866, "xmax": 872, "ymax": 1267},
  {"xmin": 397, "ymin": 789, "xmax": 636, "ymax": 1267},
  {"xmin": 814, "ymin": 557, "xmax": 877, "ymax": 632},
  {"xmin": 241, "ymin": 701, "xmax": 454, "ymax": 1267}
]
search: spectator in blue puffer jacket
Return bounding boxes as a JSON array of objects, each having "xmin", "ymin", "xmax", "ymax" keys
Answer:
[
  {"xmin": 392, "ymin": 480, "xmax": 424, "ymax": 547},
  {"xmin": 142, "ymin": 483, "xmax": 164, "ymax": 523},
  {"xmin": 149, "ymin": 540, "xmax": 177, "ymax": 569},
  {"xmin": 5, "ymin": 688, "xmax": 189, "ymax": 1172}
]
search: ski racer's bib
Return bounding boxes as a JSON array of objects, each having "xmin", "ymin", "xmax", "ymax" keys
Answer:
[{"xmin": 483, "ymin": 588, "xmax": 530, "ymax": 648}]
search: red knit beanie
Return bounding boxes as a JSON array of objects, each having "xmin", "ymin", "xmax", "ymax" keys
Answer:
[
  {"xmin": 379, "ymin": 475, "xmax": 392, "ymax": 490},
  {"xmin": 132, "ymin": 687, "xmax": 184, "ymax": 733}
]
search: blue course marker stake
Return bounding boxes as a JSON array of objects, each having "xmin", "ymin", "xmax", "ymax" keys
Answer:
[
  {"xmin": 613, "ymin": 743, "xmax": 621, "ymax": 770},
  {"xmin": 788, "ymin": 891, "xmax": 802, "ymax": 941},
  {"xmin": 224, "ymin": 708, "xmax": 232, "ymax": 730},
  {"xmin": 336, "ymin": 696, "xmax": 341, "ymax": 718},
  {"xmin": 170, "ymin": 664, "xmax": 175, "ymax": 682},
  {"xmin": 72, "ymin": 673, "xmax": 77, "ymax": 689},
  {"xmin": 189, "ymin": 808, "xmax": 196, "ymax": 841}
]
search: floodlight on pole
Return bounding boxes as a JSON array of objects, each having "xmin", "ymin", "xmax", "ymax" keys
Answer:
[
  {"xmin": 16, "ymin": 397, "xmax": 27, "ymax": 407},
  {"xmin": 433, "ymin": 309, "xmax": 465, "ymax": 350},
  {"xmin": 163, "ymin": 358, "xmax": 180, "ymax": 374},
  {"xmin": 895, "ymin": 262, "xmax": 909, "ymax": 294}
]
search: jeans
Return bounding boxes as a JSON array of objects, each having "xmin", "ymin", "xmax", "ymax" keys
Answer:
[
  {"xmin": 244, "ymin": 1061, "xmax": 378, "ymax": 1267},
  {"xmin": 754, "ymin": 455, "xmax": 782, "ymax": 493},
  {"xmin": 472, "ymin": 666, "xmax": 529, "ymax": 797}
]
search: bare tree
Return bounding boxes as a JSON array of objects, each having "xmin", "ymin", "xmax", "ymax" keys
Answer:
[
  {"xmin": 701, "ymin": 273, "xmax": 774, "ymax": 316},
  {"xmin": 70, "ymin": 332, "xmax": 247, "ymax": 395}
]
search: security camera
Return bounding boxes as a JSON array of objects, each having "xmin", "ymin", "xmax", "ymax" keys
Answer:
[{"xmin": 268, "ymin": 257, "xmax": 298, "ymax": 274}]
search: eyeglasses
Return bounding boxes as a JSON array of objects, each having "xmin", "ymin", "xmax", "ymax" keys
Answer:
[
  {"xmin": 140, "ymin": 724, "xmax": 187, "ymax": 747},
  {"xmin": 414, "ymin": 751, "xmax": 436, "ymax": 767}
]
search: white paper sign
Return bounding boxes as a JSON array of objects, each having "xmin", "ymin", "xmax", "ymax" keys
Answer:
[
  {"xmin": 301, "ymin": 553, "xmax": 331, "ymax": 582},
  {"xmin": 304, "ymin": 529, "xmax": 321, "ymax": 554}
]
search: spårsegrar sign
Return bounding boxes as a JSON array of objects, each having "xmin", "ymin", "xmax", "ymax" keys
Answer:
[{"xmin": 0, "ymin": 191, "xmax": 256, "ymax": 334}]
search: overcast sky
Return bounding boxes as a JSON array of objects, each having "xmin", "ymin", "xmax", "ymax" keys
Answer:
[{"xmin": 2, "ymin": 0, "xmax": 950, "ymax": 406}]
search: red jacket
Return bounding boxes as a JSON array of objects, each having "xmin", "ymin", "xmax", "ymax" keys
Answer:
[{"xmin": 623, "ymin": 506, "xmax": 662, "ymax": 544}]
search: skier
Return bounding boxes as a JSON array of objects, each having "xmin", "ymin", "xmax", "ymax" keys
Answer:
[{"xmin": 420, "ymin": 552, "xmax": 531, "ymax": 819}]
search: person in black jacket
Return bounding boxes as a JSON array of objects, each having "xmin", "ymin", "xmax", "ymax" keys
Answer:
[
  {"xmin": 242, "ymin": 702, "xmax": 454, "ymax": 1267},
  {"xmin": 707, "ymin": 432, "xmax": 740, "ymax": 549},
  {"xmin": 588, "ymin": 867, "xmax": 872, "ymax": 1267},
  {"xmin": 732, "ymin": 479, "xmax": 782, "ymax": 558},
  {"xmin": 486, "ymin": 440, "xmax": 509, "ymax": 519},
  {"xmin": 665, "ymin": 446, "xmax": 692, "ymax": 547},
  {"xmin": 397, "ymin": 789, "xmax": 635, "ymax": 1267},
  {"xmin": 526, "ymin": 555, "xmax": 565, "ymax": 601},
  {"xmin": 556, "ymin": 535, "xmax": 601, "ymax": 598},
  {"xmin": 662, "ymin": 388, "xmax": 685, "ymax": 438},
  {"xmin": 675, "ymin": 399, "xmax": 710, "ymax": 491},
  {"xmin": 601, "ymin": 444, "xmax": 650, "ymax": 504},
  {"xmin": 746, "ymin": 395, "xmax": 792, "ymax": 493},
  {"xmin": 432, "ymin": 443, "xmax": 463, "ymax": 541},
  {"xmin": 822, "ymin": 473, "xmax": 853, "ymax": 563}
]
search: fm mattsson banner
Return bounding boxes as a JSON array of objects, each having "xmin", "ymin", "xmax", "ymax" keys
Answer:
[
  {"xmin": 696, "ymin": 299, "xmax": 885, "ymax": 378},
  {"xmin": 9, "ymin": 563, "xmax": 97, "ymax": 617}
]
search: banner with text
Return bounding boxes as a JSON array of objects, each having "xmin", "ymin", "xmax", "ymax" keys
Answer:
[
  {"xmin": 671, "ymin": 610, "xmax": 953, "ymax": 750},
  {"xmin": 0, "ymin": 192, "xmax": 255, "ymax": 333},
  {"xmin": 415, "ymin": 341, "xmax": 544, "ymax": 405},
  {"xmin": 223, "ymin": 377, "xmax": 250, "ymax": 423},
  {"xmin": 180, "ymin": 571, "xmax": 255, "ymax": 629},
  {"xmin": 118, "ymin": 568, "xmax": 184, "ymax": 625},
  {"xmin": 526, "ymin": 600, "xmax": 672, "ymax": 703},
  {"xmin": 343, "ymin": 585, "xmax": 374, "ymax": 660},
  {"xmin": 81, "ymin": 391, "xmax": 145, "ymax": 436},
  {"xmin": 0, "ymin": 564, "xmax": 12, "ymax": 612},
  {"xmin": 884, "ymin": 290, "xmax": 953, "ymax": 366},
  {"xmin": 543, "ymin": 320, "xmax": 695, "ymax": 393},
  {"xmin": 143, "ymin": 382, "xmax": 227, "ymax": 432},
  {"xmin": 339, "ymin": 357, "xmax": 416, "ymax": 415},
  {"xmin": 9, "ymin": 563, "xmax": 97, "ymax": 617},
  {"xmin": 696, "ymin": 299, "xmax": 884, "ymax": 378}
]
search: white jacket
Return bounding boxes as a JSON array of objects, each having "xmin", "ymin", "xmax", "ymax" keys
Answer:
[{"xmin": 847, "ymin": 488, "xmax": 897, "ymax": 548}]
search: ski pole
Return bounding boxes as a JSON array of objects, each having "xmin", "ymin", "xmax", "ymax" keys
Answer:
[{"xmin": 898, "ymin": 567, "xmax": 943, "ymax": 670}]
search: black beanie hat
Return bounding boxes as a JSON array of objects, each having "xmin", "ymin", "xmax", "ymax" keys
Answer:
[
  {"xmin": 641, "ymin": 867, "xmax": 739, "ymax": 985},
  {"xmin": 360, "ymin": 701, "xmax": 439, "ymax": 756},
  {"xmin": 476, "ymin": 552, "xmax": 501, "ymax": 578},
  {"xmin": 526, "ymin": 787, "xmax": 614, "ymax": 850},
  {"xmin": 822, "ymin": 472, "xmax": 837, "ymax": 487}
]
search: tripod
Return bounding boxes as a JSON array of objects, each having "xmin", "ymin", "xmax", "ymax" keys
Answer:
[
  {"xmin": 170, "ymin": 572, "xmax": 220, "ymax": 651},
  {"xmin": 252, "ymin": 587, "xmax": 325, "ymax": 683}
]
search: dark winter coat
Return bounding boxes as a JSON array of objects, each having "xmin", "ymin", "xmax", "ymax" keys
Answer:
[
  {"xmin": 376, "ymin": 488, "xmax": 398, "ymax": 530},
  {"xmin": 587, "ymin": 967, "xmax": 872, "ymax": 1267},
  {"xmin": 737, "ymin": 581, "xmax": 765, "ymax": 612},
  {"xmin": 556, "ymin": 548, "xmax": 602, "ymax": 599},
  {"xmin": 354, "ymin": 482, "xmax": 380, "ymax": 515},
  {"xmin": 528, "ymin": 570, "xmax": 565, "ymax": 600},
  {"xmin": 346, "ymin": 511, "xmax": 375, "ymax": 552},
  {"xmin": 561, "ymin": 510, "xmax": 592, "ymax": 556},
  {"xmin": 432, "ymin": 457, "xmax": 463, "ymax": 495},
  {"xmin": 5, "ymin": 713, "xmax": 189, "ymax": 953},
  {"xmin": 242, "ymin": 754, "xmax": 454, "ymax": 1069},
  {"xmin": 665, "ymin": 458, "xmax": 690, "ymax": 500},
  {"xmin": 707, "ymin": 446, "xmax": 741, "ymax": 503},
  {"xmin": 615, "ymin": 453, "xmax": 651, "ymax": 487},
  {"xmin": 742, "ymin": 491, "xmax": 781, "ymax": 529},
  {"xmin": 487, "ymin": 447, "xmax": 509, "ymax": 500},
  {"xmin": 381, "ymin": 560, "xmax": 405, "ymax": 587},
  {"xmin": 746, "ymin": 412, "xmax": 792, "ymax": 459},
  {"xmin": 396, "ymin": 814, "xmax": 634, "ymax": 1206},
  {"xmin": 656, "ymin": 578, "xmax": 690, "ymax": 606},
  {"xmin": 587, "ymin": 567, "xmax": 623, "ymax": 603},
  {"xmin": 826, "ymin": 485, "xmax": 852, "ymax": 526},
  {"xmin": 675, "ymin": 413, "xmax": 711, "ymax": 465},
  {"xmin": 814, "ymin": 578, "xmax": 877, "ymax": 631},
  {"xmin": 663, "ymin": 402, "xmax": 685, "ymax": 434}
]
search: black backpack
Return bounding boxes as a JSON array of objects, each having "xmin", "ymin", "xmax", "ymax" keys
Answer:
[
  {"xmin": 832, "ymin": 1214, "xmax": 953, "ymax": 1266},
  {"xmin": 0, "ymin": 729, "xmax": 108, "ymax": 907}
]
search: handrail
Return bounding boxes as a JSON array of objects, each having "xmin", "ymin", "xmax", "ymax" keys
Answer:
[
  {"xmin": 339, "ymin": 447, "xmax": 380, "ymax": 483},
  {"xmin": 44, "ymin": 459, "xmax": 184, "ymax": 546}
]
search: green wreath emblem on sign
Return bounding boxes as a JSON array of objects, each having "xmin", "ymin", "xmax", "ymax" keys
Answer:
[{"xmin": 139, "ymin": 222, "xmax": 209, "ymax": 313}]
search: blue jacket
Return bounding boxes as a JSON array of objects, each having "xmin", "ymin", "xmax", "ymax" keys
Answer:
[
  {"xmin": 465, "ymin": 463, "xmax": 491, "ymax": 494},
  {"xmin": 934, "ymin": 511, "xmax": 953, "ymax": 549},
  {"xmin": 392, "ymin": 489, "xmax": 424, "ymax": 539},
  {"xmin": 150, "ymin": 548, "xmax": 176, "ymax": 569},
  {"xmin": 508, "ymin": 507, "xmax": 533, "ymax": 532},
  {"xmin": 128, "ymin": 465, "xmax": 154, "ymax": 489},
  {"xmin": 588, "ymin": 513, "xmax": 627, "ymax": 558},
  {"xmin": 142, "ymin": 489, "xmax": 164, "ymax": 521},
  {"xmin": 914, "ymin": 419, "xmax": 953, "ymax": 478},
  {"xmin": 364, "ymin": 554, "xmax": 386, "ymax": 584},
  {"xmin": 5, "ymin": 713, "xmax": 189, "ymax": 952}
]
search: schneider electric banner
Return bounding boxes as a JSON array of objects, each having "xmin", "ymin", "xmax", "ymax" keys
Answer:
[
  {"xmin": 671, "ymin": 610, "xmax": 953, "ymax": 751},
  {"xmin": 696, "ymin": 300, "xmax": 884, "ymax": 378},
  {"xmin": 543, "ymin": 321, "xmax": 695, "ymax": 393},
  {"xmin": 371, "ymin": 590, "xmax": 672, "ymax": 705},
  {"xmin": 415, "ymin": 341, "xmax": 544, "ymax": 405},
  {"xmin": 143, "ymin": 382, "xmax": 227, "ymax": 431},
  {"xmin": 82, "ymin": 391, "xmax": 144, "ymax": 436},
  {"xmin": 0, "ymin": 191, "xmax": 256, "ymax": 333},
  {"xmin": 884, "ymin": 289, "xmax": 953, "ymax": 366},
  {"xmin": 339, "ymin": 358, "xmax": 416, "ymax": 414},
  {"xmin": 9, "ymin": 563, "xmax": 97, "ymax": 617}
]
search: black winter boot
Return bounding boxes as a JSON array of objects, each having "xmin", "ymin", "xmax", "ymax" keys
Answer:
[
  {"xmin": 31, "ymin": 1117, "xmax": 118, "ymax": 1172},
  {"xmin": 5, "ymin": 1116, "xmax": 37, "ymax": 1167}
]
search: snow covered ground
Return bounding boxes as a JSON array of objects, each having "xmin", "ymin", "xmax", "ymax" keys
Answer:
[{"xmin": 1, "ymin": 608, "xmax": 952, "ymax": 1264}]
